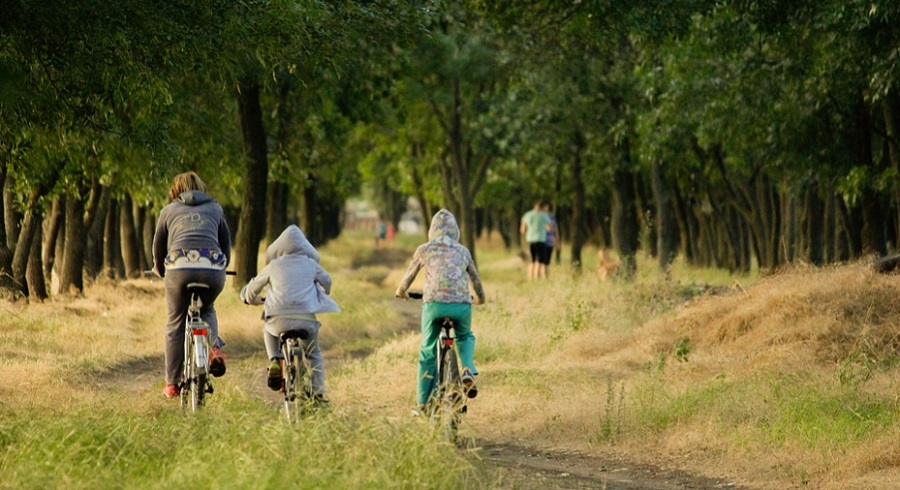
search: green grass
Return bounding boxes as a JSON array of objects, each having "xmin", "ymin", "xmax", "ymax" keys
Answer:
[
  {"xmin": 0, "ymin": 393, "xmax": 485, "ymax": 490},
  {"xmin": 628, "ymin": 370, "xmax": 899, "ymax": 451}
]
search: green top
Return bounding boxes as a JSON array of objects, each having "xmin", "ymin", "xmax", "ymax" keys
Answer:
[{"xmin": 521, "ymin": 209, "xmax": 550, "ymax": 243}]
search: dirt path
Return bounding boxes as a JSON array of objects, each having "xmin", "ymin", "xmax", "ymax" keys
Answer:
[
  {"xmin": 91, "ymin": 249, "xmax": 750, "ymax": 489},
  {"xmin": 477, "ymin": 443, "xmax": 746, "ymax": 489}
]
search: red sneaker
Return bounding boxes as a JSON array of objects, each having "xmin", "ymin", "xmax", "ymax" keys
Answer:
[
  {"xmin": 209, "ymin": 347, "xmax": 226, "ymax": 377},
  {"xmin": 164, "ymin": 384, "xmax": 180, "ymax": 398}
]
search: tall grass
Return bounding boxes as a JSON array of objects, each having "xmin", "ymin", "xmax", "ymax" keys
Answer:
[{"xmin": 6, "ymin": 231, "xmax": 900, "ymax": 489}]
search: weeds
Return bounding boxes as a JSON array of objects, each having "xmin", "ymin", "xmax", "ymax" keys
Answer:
[{"xmin": 597, "ymin": 377, "xmax": 626, "ymax": 443}]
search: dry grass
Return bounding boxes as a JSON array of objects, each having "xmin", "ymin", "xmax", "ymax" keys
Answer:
[{"xmin": 8, "ymin": 232, "xmax": 900, "ymax": 489}]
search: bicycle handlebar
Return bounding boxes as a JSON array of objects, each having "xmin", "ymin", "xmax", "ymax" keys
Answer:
[
  {"xmin": 143, "ymin": 270, "xmax": 237, "ymax": 276},
  {"xmin": 402, "ymin": 291, "xmax": 478, "ymax": 303}
]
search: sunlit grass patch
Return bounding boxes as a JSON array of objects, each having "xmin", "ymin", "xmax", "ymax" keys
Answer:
[{"xmin": 0, "ymin": 394, "xmax": 485, "ymax": 490}]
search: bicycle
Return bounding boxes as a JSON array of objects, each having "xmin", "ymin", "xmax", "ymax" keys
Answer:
[
  {"xmin": 277, "ymin": 329, "xmax": 317, "ymax": 423},
  {"xmin": 180, "ymin": 281, "xmax": 213, "ymax": 412},
  {"xmin": 147, "ymin": 269, "xmax": 235, "ymax": 413},
  {"xmin": 406, "ymin": 292, "xmax": 468, "ymax": 442}
]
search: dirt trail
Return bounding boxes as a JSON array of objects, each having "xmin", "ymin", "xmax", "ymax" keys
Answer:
[
  {"xmin": 359, "ymin": 248, "xmax": 749, "ymax": 490},
  {"xmin": 90, "ymin": 249, "xmax": 749, "ymax": 489}
]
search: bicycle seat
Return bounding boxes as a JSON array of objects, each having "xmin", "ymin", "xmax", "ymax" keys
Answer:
[
  {"xmin": 186, "ymin": 282, "xmax": 210, "ymax": 290},
  {"xmin": 280, "ymin": 330, "xmax": 310, "ymax": 341}
]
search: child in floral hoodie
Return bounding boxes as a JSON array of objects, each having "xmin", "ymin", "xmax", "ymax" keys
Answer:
[{"xmin": 395, "ymin": 209, "xmax": 486, "ymax": 409}]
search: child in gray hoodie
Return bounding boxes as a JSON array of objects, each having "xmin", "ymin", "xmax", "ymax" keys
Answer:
[{"xmin": 240, "ymin": 225, "xmax": 340, "ymax": 397}]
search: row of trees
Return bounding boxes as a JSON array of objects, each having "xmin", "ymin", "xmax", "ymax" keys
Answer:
[
  {"xmin": 2, "ymin": 0, "xmax": 899, "ymax": 300},
  {"xmin": 364, "ymin": 0, "xmax": 900, "ymax": 276}
]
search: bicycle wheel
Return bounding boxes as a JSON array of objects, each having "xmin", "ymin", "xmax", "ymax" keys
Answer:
[
  {"xmin": 437, "ymin": 346, "xmax": 462, "ymax": 441},
  {"xmin": 191, "ymin": 373, "xmax": 206, "ymax": 412},
  {"xmin": 191, "ymin": 335, "xmax": 207, "ymax": 412},
  {"xmin": 284, "ymin": 340, "xmax": 309, "ymax": 423},
  {"xmin": 180, "ymin": 325, "xmax": 192, "ymax": 410}
]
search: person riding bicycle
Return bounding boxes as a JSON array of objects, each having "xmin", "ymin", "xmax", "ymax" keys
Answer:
[
  {"xmin": 152, "ymin": 171, "xmax": 231, "ymax": 399},
  {"xmin": 395, "ymin": 209, "xmax": 486, "ymax": 413},
  {"xmin": 239, "ymin": 225, "xmax": 340, "ymax": 401}
]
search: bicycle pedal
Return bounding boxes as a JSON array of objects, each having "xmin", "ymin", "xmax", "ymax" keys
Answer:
[{"xmin": 206, "ymin": 384, "xmax": 214, "ymax": 394}]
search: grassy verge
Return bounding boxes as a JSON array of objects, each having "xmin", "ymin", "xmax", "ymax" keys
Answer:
[{"xmin": 5, "ymin": 231, "xmax": 900, "ymax": 489}]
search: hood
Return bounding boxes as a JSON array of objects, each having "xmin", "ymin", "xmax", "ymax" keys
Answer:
[
  {"xmin": 266, "ymin": 225, "xmax": 320, "ymax": 262},
  {"xmin": 427, "ymin": 209, "xmax": 460, "ymax": 243},
  {"xmin": 177, "ymin": 190, "xmax": 214, "ymax": 206}
]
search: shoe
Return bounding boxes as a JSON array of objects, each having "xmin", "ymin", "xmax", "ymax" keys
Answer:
[
  {"xmin": 462, "ymin": 369, "xmax": 478, "ymax": 399},
  {"xmin": 163, "ymin": 384, "xmax": 180, "ymax": 398},
  {"xmin": 410, "ymin": 404, "xmax": 427, "ymax": 417},
  {"xmin": 313, "ymin": 394, "xmax": 330, "ymax": 409},
  {"xmin": 209, "ymin": 347, "xmax": 226, "ymax": 377},
  {"xmin": 267, "ymin": 359, "xmax": 283, "ymax": 391}
]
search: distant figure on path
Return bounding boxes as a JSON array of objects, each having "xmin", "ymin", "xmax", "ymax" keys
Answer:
[
  {"xmin": 520, "ymin": 200, "xmax": 551, "ymax": 280},
  {"xmin": 542, "ymin": 202, "xmax": 559, "ymax": 270}
]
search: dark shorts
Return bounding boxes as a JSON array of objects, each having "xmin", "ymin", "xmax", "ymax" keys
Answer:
[{"xmin": 529, "ymin": 242, "xmax": 551, "ymax": 265}]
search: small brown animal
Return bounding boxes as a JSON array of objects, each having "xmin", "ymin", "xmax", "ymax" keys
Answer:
[{"xmin": 597, "ymin": 249, "xmax": 619, "ymax": 280}]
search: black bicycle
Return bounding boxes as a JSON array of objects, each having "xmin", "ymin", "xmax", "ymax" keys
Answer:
[
  {"xmin": 406, "ymin": 292, "xmax": 468, "ymax": 442},
  {"xmin": 278, "ymin": 329, "xmax": 316, "ymax": 423}
]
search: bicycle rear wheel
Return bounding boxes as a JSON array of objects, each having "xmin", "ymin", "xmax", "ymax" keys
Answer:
[
  {"xmin": 282, "ymin": 340, "xmax": 309, "ymax": 422},
  {"xmin": 436, "ymin": 346, "xmax": 463, "ymax": 441},
  {"xmin": 183, "ymin": 334, "xmax": 206, "ymax": 412}
]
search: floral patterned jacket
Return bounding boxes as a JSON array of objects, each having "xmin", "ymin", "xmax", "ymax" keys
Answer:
[{"xmin": 396, "ymin": 209, "xmax": 486, "ymax": 304}]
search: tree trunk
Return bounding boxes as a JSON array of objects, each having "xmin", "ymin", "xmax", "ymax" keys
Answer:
[
  {"xmin": 611, "ymin": 142, "xmax": 639, "ymax": 278},
  {"xmin": 0, "ymin": 165, "xmax": 14, "ymax": 289},
  {"xmin": 409, "ymin": 142, "xmax": 432, "ymax": 240},
  {"xmin": 103, "ymin": 198, "xmax": 120, "ymax": 280},
  {"xmin": 823, "ymin": 189, "xmax": 836, "ymax": 263},
  {"xmin": 142, "ymin": 207, "xmax": 155, "ymax": 272},
  {"xmin": 806, "ymin": 183, "xmax": 825, "ymax": 265},
  {"xmin": 119, "ymin": 194, "xmax": 141, "ymax": 278},
  {"xmin": 85, "ymin": 186, "xmax": 110, "ymax": 279},
  {"xmin": 883, "ymin": 92, "xmax": 900, "ymax": 242},
  {"xmin": 27, "ymin": 218, "xmax": 46, "ymax": 300},
  {"xmin": 234, "ymin": 80, "xmax": 269, "ymax": 287},
  {"xmin": 650, "ymin": 161, "xmax": 678, "ymax": 271},
  {"xmin": 301, "ymin": 175, "xmax": 319, "ymax": 246},
  {"xmin": 12, "ymin": 209, "xmax": 40, "ymax": 295},
  {"xmin": 783, "ymin": 191, "xmax": 797, "ymax": 263},
  {"xmin": 570, "ymin": 130, "xmax": 587, "ymax": 270},
  {"xmin": 43, "ymin": 198, "xmax": 63, "ymax": 287},
  {"xmin": 58, "ymin": 192, "xmax": 87, "ymax": 295},
  {"xmin": 266, "ymin": 181, "xmax": 288, "ymax": 244},
  {"xmin": 4, "ymin": 174, "xmax": 20, "ymax": 251},
  {"xmin": 134, "ymin": 204, "xmax": 149, "ymax": 271}
]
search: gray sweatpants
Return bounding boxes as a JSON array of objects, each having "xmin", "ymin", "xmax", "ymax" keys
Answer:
[
  {"xmin": 264, "ymin": 316, "xmax": 325, "ymax": 395},
  {"xmin": 164, "ymin": 268, "xmax": 226, "ymax": 385}
]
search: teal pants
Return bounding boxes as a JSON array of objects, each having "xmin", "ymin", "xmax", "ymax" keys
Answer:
[{"xmin": 417, "ymin": 302, "xmax": 477, "ymax": 405}]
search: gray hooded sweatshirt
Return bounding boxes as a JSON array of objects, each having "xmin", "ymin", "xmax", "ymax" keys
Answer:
[
  {"xmin": 240, "ymin": 225, "xmax": 341, "ymax": 317},
  {"xmin": 152, "ymin": 190, "xmax": 231, "ymax": 277}
]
